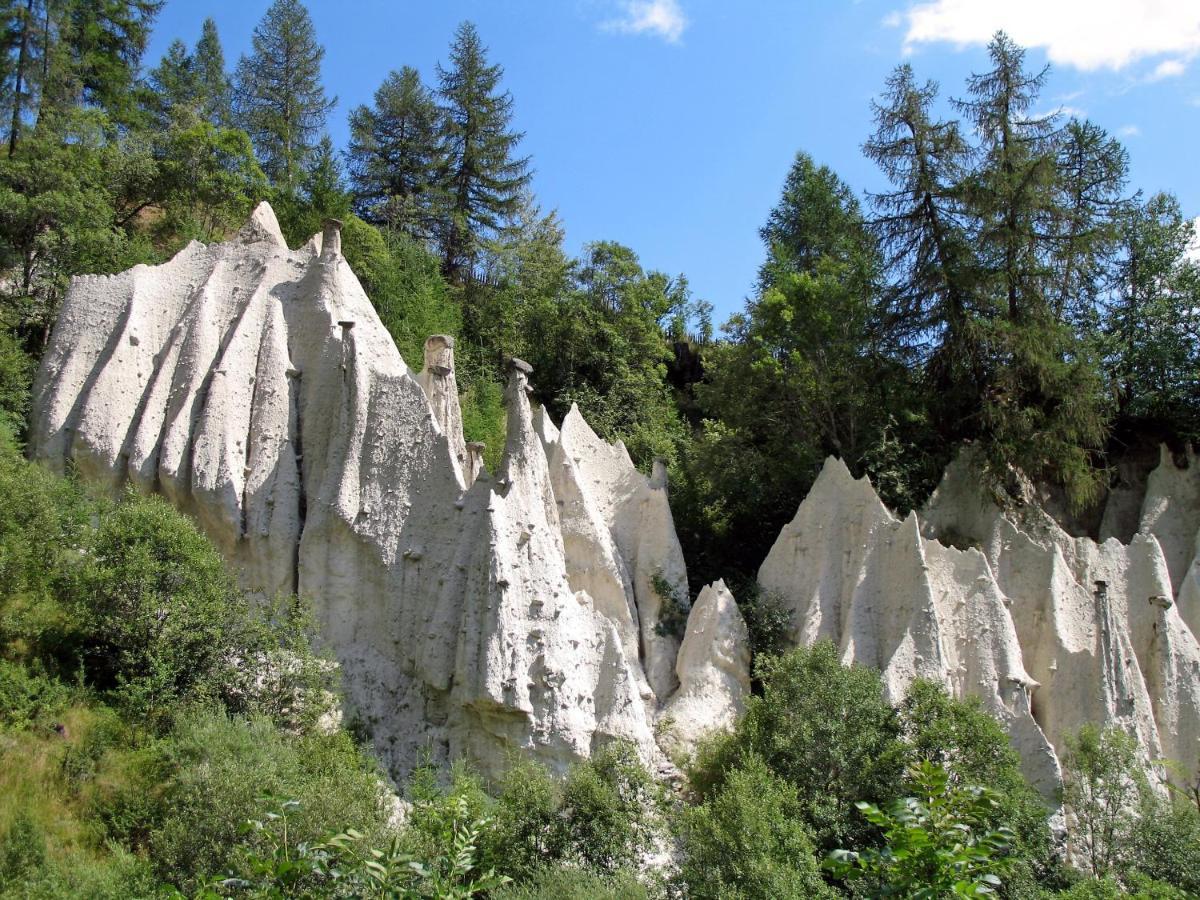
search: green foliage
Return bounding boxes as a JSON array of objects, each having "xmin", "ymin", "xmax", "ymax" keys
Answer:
[
  {"xmin": 492, "ymin": 867, "xmax": 648, "ymax": 900},
  {"xmin": 435, "ymin": 21, "xmax": 532, "ymax": 280},
  {"xmin": 348, "ymin": 65, "xmax": 442, "ymax": 237},
  {"xmin": 826, "ymin": 760, "xmax": 1016, "ymax": 898},
  {"xmin": 558, "ymin": 741, "xmax": 659, "ymax": 874},
  {"xmin": 1102, "ymin": 192, "xmax": 1200, "ymax": 441},
  {"xmin": 69, "ymin": 491, "xmax": 316, "ymax": 723},
  {"xmin": 1124, "ymin": 796, "xmax": 1200, "ymax": 895},
  {"xmin": 0, "ymin": 328, "xmax": 33, "ymax": 430},
  {"xmin": 677, "ymin": 151, "xmax": 925, "ymax": 587},
  {"xmin": 651, "ymin": 571, "xmax": 688, "ymax": 639},
  {"xmin": 206, "ymin": 794, "xmax": 508, "ymax": 899},
  {"xmin": 1062, "ymin": 724, "xmax": 1146, "ymax": 878},
  {"xmin": 339, "ymin": 215, "xmax": 461, "ymax": 369},
  {"xmin": 689, "ymin": 641, "xmax": 904, "ymax": 851},
  {"xmin": 96, "ymin": 709, "xmax": 388, "ymax": 892},
  {"xmin": 678, "ymin": 755, "xmax": 835, "ymax": 899},
  {"xmin": 900, "ymin": 679, "xmax": 1052, "ymax": 886},
  {"xmin": 732, "ymin": 582, "xmax": 792, "ymax": 659},
  {"xmin": 233, "ymin": 0, "xmax": 336, "ymax": 189}
]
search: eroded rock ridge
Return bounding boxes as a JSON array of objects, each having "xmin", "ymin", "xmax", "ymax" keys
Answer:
[
  {"xmin": 759, "ymin": 451, "xmax": 1200, "ymax": 797},
  {"xmin": 30, "ymin": 203, "xmax": 748, "ymax": 778}
]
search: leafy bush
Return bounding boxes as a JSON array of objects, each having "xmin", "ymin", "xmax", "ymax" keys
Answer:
[
  {"xmin": 493, "ymin": 867, "xmax": 648, "ymax": 899},
  {"xmin": 689, "ymin": 641, "xmax": 904, "ymax": 851},
  {"xmin": 92, "ymin": 709, "xmax": 389, "ymax": 892},
  {"xmin": 1124, "ymin": 796, "xmax": 1200, "ymax": 894},
  {"xmin": 826, "ymin": 760, "xmax": 1016, "ymax": 897},
  {"xmin": 0, "ymin": 659, "xmax": 71, "ymax": 730},
  {"xmin": 1062, "ymin": 724, "xmax": 1146, "ymax": 878},
  {"xmin": 734, "ymin": 582, "xmax": 792, "ymax": 659},
  {"xmin": 558, "ymin": 740, "xmax": 660, "ymax": 874},
  {"xmin": 678, "ymin": 754, "xmax": 834, "ymax": 899},
  {"xmin": 900, "ymin": 680, "xmax": 1052, "ymax": 888}
]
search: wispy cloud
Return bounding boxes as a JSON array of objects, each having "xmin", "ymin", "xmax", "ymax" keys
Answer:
[
  {"xmin": 1148, "ymin": 58, "xmax": 1188, "ymax": 80},
  {"xmin": 888, "ymin": 0, "xmax": 1200, "ymax": 72},
  {"xmin": 1117, "ymin": 124, "xmax": 1140, "ymax": 137},
  {"xmin": 602, "ymin": 0, "xmax": 688, "ymax": 44}
]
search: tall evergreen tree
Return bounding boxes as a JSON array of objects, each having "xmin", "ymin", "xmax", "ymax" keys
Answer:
[
  {"xmin": 955, "ymin": 32, "xmax": 1111, "ymax": 505},
  {"xmin": 435, "ymin": 21, "xmax": 531, "ymax": 282},
  {"xmin": 347, "ymin": 66, "xmax": 440, "ymax": 236},
  {"xmin": 146, "ymin": 37, "xmax": 195, "ymax": 125},
  {"xmin": 955, "ymin": 31, "xmax": 1060, "ymax": 324},
  {"xmin": 193, "ymin": 17, "xmax": 230, "ymax": 127},
  {"xmin": 1104, "ymin": 192, "xmax": 1200, "ymax": 436},
  {"xmin": 51, "ymin": 0, "xmax": 163, "ymax": 127},
  {"xmin": 2, "ymin": 0, "xmax": 45, "ymax": 155},
  {"xmin": 146, "ymin": 18, "xmax": 230, "ymax": 128},
  {"xmin": 1048, "ymin": 118, "xmax": 1128, "ymax": 324},
  {"xmin": 863, "ymin": 65, "xmax": 983, "ymax": 446},
  {"xmin": 233, "ymin": 0, "xmax": 335, "ymax": 189}
]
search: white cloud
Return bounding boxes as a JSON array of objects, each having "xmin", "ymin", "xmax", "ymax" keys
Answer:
[
  {"xmin": 1149, "ymin": 58, "xmax": 1188, "ymax": 80},
  {"xmin": 1117, "ymin": 124, "xmax": 1140, "ymax": 137},
  {"xmin": 603, "ymin": 0, "xmax": 688, "ymax": 43},
  {"xmin": 894, "ymin": 0, "xmax": 1200, "ymax": 72}
]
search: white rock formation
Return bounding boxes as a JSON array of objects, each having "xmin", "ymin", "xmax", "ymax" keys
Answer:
[
  {"xmin": 759, "ymin": 452, "xmax": 1200, "ymax": 798},
  {"xmin": 660, "ymin": 580, "xmax": 751, "ymax": 759},
  {"xmin": 29, "ymin": 203, "xmax": 749, "ymax": 779}
]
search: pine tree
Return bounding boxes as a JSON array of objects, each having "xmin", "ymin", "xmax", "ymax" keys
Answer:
[
  {"xmin": 435, "ymin": 21, "xmax": 531, "ymax": 282},
  {"xmin": 52, "ymin": 0, "xmax": 163, "ymax": 127},
  {"xmin": 1104, "ymin": 192, "xmax": 1200, "ymax": 434},
  {"xmin": 233, "ymin": 0, "xmax": 335, "ymax": 189},
  {"xmin": 193, "ymin": 17, "xmax": 230, "ymax": 127},
  {"xmin": 146, "ymin": 38, "xmax": 195, "ymax": 125},
  {"xmin": 2, "ymin": 0, "xmax": 45, "ymax": 156},
  {"xmin": 1048, "ymin": 118, "xmax": 1127, "ymax": 324},
  {"xmin": 347, "ymin": 66, "xmax": 441, "ymax": 236}
]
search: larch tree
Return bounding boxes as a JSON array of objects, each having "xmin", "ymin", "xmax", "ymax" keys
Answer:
[
  {"xmin": 955, "ymin": 32, "xmax": 1112, "ymax": 507},
  {"xmin": 233, "ymin": 0, "xmax": 335, "ymax": 190},
  {"xmin": 347, "ymin": 66, "xmax": 441, "ymax": 237},
  {"xmin": 435, "ymin": 21, "xmax": 531, "ymax": 282}
]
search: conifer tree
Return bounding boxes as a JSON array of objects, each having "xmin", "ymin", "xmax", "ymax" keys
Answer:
[
  {"xmin": 193, "ymin": 17, "xmax": 230, "ymax": 126},
  {"xmin": 52, "ymin": 0, "xmax": 163, "ymax": 127},
  {"xmin": 146, "ymin": 38, "xmax": 195, "ymax": 125},
  {"xmin": 347, "ymin": 66, "xmax": 441, "ymax": 236},
  {"xmin": 147, "ymin": 19, "xmax": 230, "ymax": 128},
  {"xmin": 233, "ymin": 0, "xmax": 335, "ymax": 189},
  {"xmin": 435, "ymin": 21, "xmax": 531, "ymax": 282},
  {"xmin": 955, "ymin": 32, "xmax": 1111, "ymax": 505},
  {"xmin": 2, "ymin": 0, "xmax": 44, "ymax": 155}
]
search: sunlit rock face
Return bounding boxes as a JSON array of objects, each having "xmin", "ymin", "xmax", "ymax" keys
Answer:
[
  {"xmin": 759, "ymin": 451, "xmax": 1200, "ymax": 799},
  {"xmin": 29, "ymin": 202, "xmax": 749, "ymax": 780}
]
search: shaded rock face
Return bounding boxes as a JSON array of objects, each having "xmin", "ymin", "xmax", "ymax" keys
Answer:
[
  {"xmin": 759, "ymin": 452, "xmax": 1200, "ymax": 799},
  {"xmin": 30, "ymin": 203, "xmax": 748, "ymax": 780}
]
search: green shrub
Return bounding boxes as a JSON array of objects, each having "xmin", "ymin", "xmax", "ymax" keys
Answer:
[
  {"xmin": 493, "ymin": 866, "xmax": 649, "ymax": 899},
  {"xmin": 689, "ymin": 641, "xmax": 904, "ymax": 851},
  {"xmin": 826, "ymin": 760, "xmax": 1016, "ymax": 897},
  {"xmin": 1125, "ymin": 797, "xmax": 1200, "ymax": 894},
  {"xmin": 678, "ymin": 754, "xmax": 834, "ymax": 899},
  {"xmin": 487, "ymin": 756, "xmax": 566, "ymax": 881},
  {"xmin": 93, "ymin": 708, "xmax": 388, "ymax": 892},
  {"xmin": 1062, "ymin": 724, "xmax": 1146, "ymax": 879},
  {"xmin": 900, "ymin": 679, "xmax": 1052, "ymax": 890},
  {"xmin": 559, "ymin": 741, "xmax": 659, "ymax": 874},
  {"xmin": 0, "ymin": 660, "xmax": 71, "ymax": 730},
  {"xmin": 0, "ymin": 328, "xmax": 32, "ymax": 431}
]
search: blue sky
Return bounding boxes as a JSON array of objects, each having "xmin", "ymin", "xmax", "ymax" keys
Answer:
[{"xmin": 147, "ymin": 1, "xmax": 1200, "ymax": 322}]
